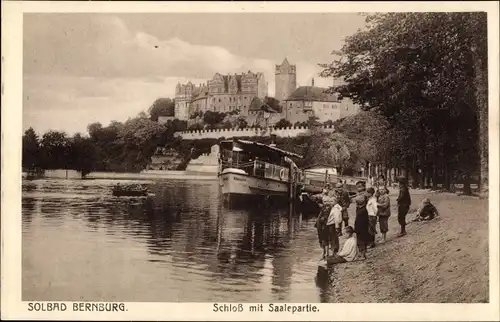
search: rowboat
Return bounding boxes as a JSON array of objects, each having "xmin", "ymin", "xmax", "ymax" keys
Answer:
[{"xmin": 112, "ymin": 184, "xmax": 149, "ymax": 197}]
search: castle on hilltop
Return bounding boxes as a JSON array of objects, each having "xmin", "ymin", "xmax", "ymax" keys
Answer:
[
  {"xmin": 174, "ymin": 58, "xmax": 298, "ymax": 122},
  {"xmin": 174, "ymin": 71, "xmax": 268, "ymax": 121},
  {"xmin": 172, "ymin": 58, "xmax": 359, "ymax": 125}
]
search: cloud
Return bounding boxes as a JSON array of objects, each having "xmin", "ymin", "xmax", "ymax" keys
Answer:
[
  {"xmin": 24, "ymin": 15, "xmax": 335, "ymax": 135},
  {"xmin": 23, "ymin": 75, "xmax": 205, "ymax": 135},
  {"xmin": 25, "ymin": 14, "xmax": 271, "ymax": 80}
]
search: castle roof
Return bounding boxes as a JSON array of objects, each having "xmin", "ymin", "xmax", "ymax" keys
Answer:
[{"xmin": 285, "ymin": 86, "xmax": 339, "ymax": 102}]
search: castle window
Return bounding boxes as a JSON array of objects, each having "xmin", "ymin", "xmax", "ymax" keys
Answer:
[{"xmin": 219, "ymin": 99, "xmax": 221, "ymax": 102}]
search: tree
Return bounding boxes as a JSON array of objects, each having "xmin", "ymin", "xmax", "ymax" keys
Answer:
[
  {"xmin": 306, "ymin": 116, "xmax": 321, "ymax": 129},
  {"xmin": 274, "ymin": 118, "xmax": 292, "ymax": 128},
  {"xmin": 221, "ymin": 121, "xmax": 233, "ymax": 129},
  {"xmin": 236, "ymin": 117, "xmax": 248, "ymax": 129},
  {"xmin": 148, "ymin": 98, "xmax": 175, "ymax": 122},
  {"xmin": 190, "ymin": 111, "xmax": 203, "ymax": 119},
  {"xmin": 39, "ymin": 130, "xmax": 71, "ymax": 169},
  {"xmin": 300, "ymin": 131, "xmax": 355, "ymax": 173},
  {"xmin": 227, "ymin": 109, "xmax": 240, "ymax": 116},
  {"xmin": 335, "ymin": 110, "xmax": 390, "ymax": 165},
  {"xmin": 22, "ymin": 127, "xmax": 40, "ymax": 169},
  {"xmin": 320, "ymin": 13, "xmax": 485, "ymax": 193},
  {"xmin": 114, "ymin": 117, "xmax": 167, "ymax": 171},
  {"xmin": 68, "ymin": 133, "xmax": 97, "ymax": 176},
  {"xmin": 203, "ymin": 111, "xmax": 226, "ymax": 128},
  {"xmin": 188, "ymin": 123, "xmax": 204, "ymax": 131},
  {"xmin": 323, "ymin": 120, "xmax": 335, "ymax": 127},
  {"xmin": 264, "ymin": 96, "xmax": 282, "ymax": 112}
]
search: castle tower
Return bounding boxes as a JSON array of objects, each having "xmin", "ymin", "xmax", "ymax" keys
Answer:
[
  {"xmin": 275, "ymin": 58, "xmax": 297, "ymax": 102},
  {"xmin": 174, "ymin": 82, "xmax": 194, "ymax": 120}
]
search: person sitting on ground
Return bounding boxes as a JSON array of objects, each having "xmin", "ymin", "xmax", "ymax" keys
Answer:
[
  {"xmin": 326, "ymin": 226, "xmax": 359, "ymax": 265},
  {"xmin": 414, "ymin": 198, "xmax": 440, "ymax": 221}
]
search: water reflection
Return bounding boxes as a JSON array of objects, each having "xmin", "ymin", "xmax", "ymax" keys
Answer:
[{"xmin": 22, "ymin": 179, "xmax": 332, "ymax": 302}]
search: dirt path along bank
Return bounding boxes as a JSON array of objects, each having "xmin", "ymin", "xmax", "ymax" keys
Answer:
[{"xmin": 320, "ymin": 191, "xmax": 488, "ymax": 303}]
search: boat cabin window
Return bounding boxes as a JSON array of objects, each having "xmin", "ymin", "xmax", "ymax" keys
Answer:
[{"xmin": 220, "ymin": 143, "xmax": 293, "ymax": 182}]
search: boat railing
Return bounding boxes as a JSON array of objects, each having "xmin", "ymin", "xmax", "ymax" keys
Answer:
[
  {"xmin": 301, "ymin": 169, "xmax": 368, "ymax": 188},
  {"xmin": 221, "ymin": 159, "xmax": 290, "ymax": 182}
]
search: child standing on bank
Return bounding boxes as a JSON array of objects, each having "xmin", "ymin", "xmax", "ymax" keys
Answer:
[
  {"xmin": 328, "ymin": 197, "xmax": 343, "ymax": 247},
  {"xmin": 396, "ymin": 177, "xmax": 412, "ymax": 237},
  {"xmin": 316, "ymin": 197, "xmax": 334, "ymax": 259},
  {"xmin": 366, "ymin": 187, "xmax": 378, "ymax": 248},
  {"xmin": 354, "ymin": 181, "xmax": 370, "ymax": 259},
  {"xmin": 377, "ymin": 187, "xmax": 391, "ymax": 242}
]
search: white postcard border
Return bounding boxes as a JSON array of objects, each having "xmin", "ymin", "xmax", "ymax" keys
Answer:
[{"xmin": 2, "ymin": 1, "xmax": 499, "ymax": 321}]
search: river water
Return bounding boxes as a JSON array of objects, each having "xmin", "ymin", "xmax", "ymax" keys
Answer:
[{"xmin": 22, "ymin": 178, "xmax": 337, "ymax": 302}]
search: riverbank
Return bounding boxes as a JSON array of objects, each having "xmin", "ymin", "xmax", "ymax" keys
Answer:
[
  {"xmin": 325, "ymin": 191, "xmax": 489, "ymax": 302},
  {"xmin": 84, "ymin": 171, "xmax": 217, "ymax": 181}
]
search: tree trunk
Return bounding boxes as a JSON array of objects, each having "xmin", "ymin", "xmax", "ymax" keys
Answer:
[
  {"xmin": 418, "ymin": 155, "xmax": 425, "ymax": 189},
  {"xmin": 428, "ymin": 163, "xmax": 433, "ymax": 188},
  {"xmin": 444, "ymin": 162, "xmax": 451, "ymax": 191},
  {"xmin": 410, "ymin": 158, "xmax": 418, "ymax": 189},
  {"xmin": 463, "ymin": 172, "xmax": 472, "ymax": 195},
  {"xmin": 473, "ymin": 42, "xmax": 489, "ymax": 198},
  {"xmin": 432, "ymin": 163, "xmax": 438, "ymax": 190}
]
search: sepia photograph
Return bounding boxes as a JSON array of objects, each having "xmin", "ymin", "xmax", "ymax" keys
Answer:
[{"xmin": 2, "ymin": 1, "xmax": 499, "ymax": 321}]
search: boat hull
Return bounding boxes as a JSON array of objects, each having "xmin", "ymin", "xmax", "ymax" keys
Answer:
[{"xmin": 219, "ymin": 171, "xmax": 289, "ymax": 197}]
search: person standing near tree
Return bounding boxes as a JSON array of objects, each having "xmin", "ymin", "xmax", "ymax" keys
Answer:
[
  {"xmin": 397, "ymin": 177, "xmax": 412, "ymax": 237},
  {"xmin": 335, "ymin": 183, "xmax": 351, "ymax": 233},
  {"xmin": 326, "ymin": 197, "xmax": 341, "ymax": 254},
  {"xmin": 377, "ymin": 187, "xmax": 391, "ymax": 242},
  {"xmin": 378, "ymin": 175, "xmax": 386, "ymax": 190},
  {"xmin": 366, "ymin": 187, "xmax": 378, "ymax": 248},
  {"xmin": 353, "ymin": 181, "xmax": 370, "ymax": 259}
]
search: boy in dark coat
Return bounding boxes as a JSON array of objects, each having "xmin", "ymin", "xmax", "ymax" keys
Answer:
[{"xmin": 396, "ymin": 177, "xmax": 411, "ymax": 237}]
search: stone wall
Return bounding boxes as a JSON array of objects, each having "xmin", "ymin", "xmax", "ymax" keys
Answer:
[
  {"xmin": 174, "ymin": 125, "xmax": 335, "ymax": 140},
  {"xmin": 44, "ymin": 169, "xmax": 82, "ymax": 179},
  {"xmin": 185, "ymin": 144, "xmax": 219, "ymax": 173}
]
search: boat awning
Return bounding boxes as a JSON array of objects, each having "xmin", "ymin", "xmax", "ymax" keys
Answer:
[{"xmin": 232, "ymin": 139, "xmax": 303, "ymax": 159}]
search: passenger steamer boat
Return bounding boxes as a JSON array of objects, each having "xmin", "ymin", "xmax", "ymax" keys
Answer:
[{"xmin": 218, "ymin": 139, "xmax": 302, "ymax": 201}]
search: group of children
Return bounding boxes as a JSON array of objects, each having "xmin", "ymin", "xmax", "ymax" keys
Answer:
[{"xmin": 314, "ymin": 178, "xmax": 440, "ymax": 264}]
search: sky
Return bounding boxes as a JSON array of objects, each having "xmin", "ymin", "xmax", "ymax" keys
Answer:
[{"xmin": 23, "ymin": 13, "xmax": 367, "ymax": 135}]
